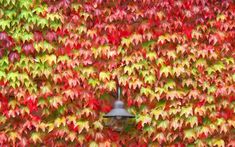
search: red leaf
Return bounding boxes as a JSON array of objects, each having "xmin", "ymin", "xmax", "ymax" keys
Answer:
[
  {"xmin": 196, "ymin": 100, "xmax": 205, "ymax": 107},
  {"xmin": 34, "ymin": 31, "xmax": 44, "ymax": 42},
  {"xmin": 102, "ymin": 105, "xmax": 112, "ymax": 113},
  {"xmin": 0, "ymin": 48, "xmax": 4, "ymax": 58},
  {"xmin": 0, "ymin": 32, "xmax": 9, "ymax": 40},
  {"xmin": 27, "ymin": 99, "xmax": 38, "ymax": 112},
  {"xmin": 22, "ymin": 43, "xmax": 35, "ymax": 55},
  {"xmin": 119, "ymin": 29, "xmax": 131, "ymax": 38},
  {"xmin": 183, "ymin": 25, "xmax": 193, "ymax": 39},
  {"xmin": 8, "ymin": 51, "xmax": 20, "ymax": 63},
  {"xmin": 88, "ymin": 98, "xmax": 100, "ymax": 111},
  {"xmin": 137, "ymin": 122, "xmax": 142, "ymax": 130},
  {"xmin": 0, "ymin": 93, "xmax": 8, "ymax": 114},
  {"xmin": 45, "ymin": 31, "xmax": 57, "ymax": 42}
]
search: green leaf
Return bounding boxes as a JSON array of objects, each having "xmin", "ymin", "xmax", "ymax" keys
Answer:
[
  {"xmin": 30, "ymin": 132, "xmax": 42, "ymax": 144},
  {"xmin": 195, "ymin": 58, "xmax": 207, "ymax": 68},
  {"xmin": 75, "ymin": 121, "xmax": 89, "ymax": 133},
  {"xmin": 151, "ymin": 109, "xmax": 167, "ymax": 120},
  {"xmin": 124, "ymin": 66, "xmax": 134, "ymax": 76},
  {"xmin": 20, "ymin": 106, "xmax": 30, "ymax": 115},
  {"xmin": 160, "ymin": 65, "xmax": 172, "ymax": 77},
  {"xmin": 33, "ymin": 6, "xmax": 45, "ymax": 15},
  {"xmin": 213, "ymin": 61, "xmax": 225, "ymax": 72},
  {"xmin": 58, "ymin": 55, "xmax": 70, "ymax": 63},
  {"xmin": 121, "ymin": 37, "xmax": 132, "ymax": 47},
  {"xmin": 142, "ymin": 40, "xmax": 155, "ymax": 48},
  {"xmin": 46, "ymin": 13, "xmax": 62, "ymax": 21},
  {"xmin": 0, "ymin": 19, "xmax": 11, "ymax": 30},
  {"xmin": 8, "ymin": 132, "xmax": 20, "ymax": 143},
  {"xmin": 7, "ymin": 72, "xmax": 19, "ymax": 82},
  {"xmin": 164, "ymin": 79, "xmax": 176, "ymax": 90},
  {"xmin": 50, "ymin": 21, "xmax": 61, "ymax": 30},
  {"xmin": 184, "ymin": 129, "xmax": 196, "ymax": 140},
  {"xmin": 81, "ymin": 67, "xmax": 95, "ymax": 77},
  {"xmin": 37, "ymin": 18, "xmax": 48, "ymax": 28},
  {"xmin": 88, "ymin": 78, "xmax": 100, "ymax": 88},
  {"xmin": 0, "ymin": 115, "xmax": 6, "ymax": 123},
  {"xmin": 21, "ymin": 32, "xmax": 33, "ymax": 43},
  {"xmin": 222, "ymin": 57, "xmax": 234, "ymax": 65},
  {"xmin": 207, "ymin": 85, "xmax": 216, "ymax": 94},
  {"xmin": 93, "ymin": 121, "xmax": 103, "ymax": 130},
  {"xmin": 185, "ymin": 116, "xmax": 198, "ymax": 128},
  {"xmin": 144, "ymin": 75, "xmax": 156, "ymax": 85},
  {"xmin": 180, "ymin": 105, "xmax": 193, "ymax": 117},
  {"xmin": 136, "ymin": 115, "xmax": 152, "ymax": 126},
  {"xmin": 54, "ymin": 117, "xmax": 66, "ymax": 127},
  {"xmin": 157, "ymin": 120, "xmax": 169, "ymax": 130},
  {"xmin": 18, "ymin": 10, "xmax": 33, "ymax": 19},
  {"xmin": 105, "ymin": 80, "xmax": 116, "ymax": 91},
  {"xmin": 0, "ymin": 71, "xmax": 6, "ymax": 79},
  {"xmin": 232, "ymin": 74, "xmax": 235, "ymax": 82},
  {"xmin": 206, "ymin": 67, "xmax": 215, "ymax": 75},
  {"xmin": 140, "ymin": 87, "xmax": 153, "ymax": 97},
  {"xmin": 19, "ymin": 0, "xmax": 32, "ymax": 9},
  {"xmin": 8, "ymin": 100, "xmax": 19, "ymax": 109},
  {"xmin": 4, "ymin": 10, "xmax": 17, "ymax": 19},
  {"xmin": 146, "ymin": 52, "xmax": 157, "ymax": 61},
  {"xmin": 89, "ymin": 141, "xmax": 98, "ymax": 147},
  {"xmin": 99, "ymin": 72, "xmax": 110, "ymax": 81},
  {"xmin": 155, "ymin": 58, "xmax": 165, "ymax": 66}
]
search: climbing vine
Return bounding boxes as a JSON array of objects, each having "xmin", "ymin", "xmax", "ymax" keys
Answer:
[{"xmin": 0, "ymin": 0, "xmax": 235, "ymax": 146}]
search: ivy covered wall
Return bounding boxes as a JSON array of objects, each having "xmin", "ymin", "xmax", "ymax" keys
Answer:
[{"xmin": 0, "ymin": 0, "xmax": 235, "ymax": 146}]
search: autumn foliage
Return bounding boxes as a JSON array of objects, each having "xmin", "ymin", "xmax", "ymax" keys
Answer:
[{"xmin": 0, "ymin": 0, "xmax": 235, "ymax": 146}]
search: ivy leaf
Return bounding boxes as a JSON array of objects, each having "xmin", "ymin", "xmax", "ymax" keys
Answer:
[
  {"xmin": 164, "ymin": 79, "xmax": 176, "ymax": 90},
  {"xmin": 75, "ymin": 121, "xmax": 89, "ymax": 134},
  {"xmin": 104, "ymin": 80, "xmax": 116, "ymax": 91},
  {"xmin": 99, "ymin": 72, "xmax": 110, "ymax": 81},
  {"xmin": 66, "ymin": 132, "xmax": 76, "ymax": 142},
  {"xmin": 7, "ymin": 71, "xmax": 19, "ymax": 82},
  {"xmin": 0, "ymin": 19, "xmax": 11, "ymax": 30},
  {"xmin": 144, "ymin": 75, "xmax": 156, "ymax": 85},
  {"xmin": 0, "ymin": 71, "xmax": 6, "ymax": 79},
  {"xmin": 136, "ymin": 115, "xmax": 152, "ymax": 126},
  {"xmin": 8, "ymin": 132, "xmax": 20, "ymax": 144},
  {"xmin": 180, "ymin": 106, "xmax": 193, "ymax": 117},
  {"xmin": 8, "ymin": 100, "xmax": 19, "ymax": 109},
  {"xmin": 157, "ymin": 120, "xmax": 169, "ymax": 131},
  {"xmin": 54, "ymin": 117, "xmax": 66, "ymax": 127},
  {"xmin": 124, "ymin": 66, "xmax": 134, "ymax": 76},
  {"xmin": 210, "ymin": 139, "xmax": 225, "ymax": 147},
  {"xmin": 88, "ymin": 78, "xmax": 100, "ymax": 88},
  {"xmin": 184, "ymin": 129, "xmax": 196, "ymax": 141},
  {"xmin": 93, "ymin": 121, "xmax": 103, "ymax": 130},
  {"xmin": 160, "ymin": 65, "xmax": 172, "ymax": 78},
  {"xmin": 151, "ymin": 109, "xmax": 167, "ymax": 120},
  {"xmin": 140, "ymin": 87, "xmax": 153, "ymax": 97},
  {"xmin": 19, "ymin": 0, "xmax": 32, "ymax": 9},
  {"xmin": 37, "ymin": 18, "xmax": 48, "ymax": 28},
  {"xmin": 89, "ymin": 141, "xmax": 98, "ymax": 147},
  {"xmin": 30, "ymin": 132, "xmax": 42, "ymax": 144},
  {"xmin": 121, "ymin": 37, "xmax": 132, "ymax": 47},
  {"xmin": 152, "ymin": 133, "xmax": 166, "ymax": 144},
  {"xmin": 212, "ymin": 61, "xmax": 225, "ymax": 72},
  {"xmin": 185, "ymin": 116, "xmax": 198, "ymax": 128}
]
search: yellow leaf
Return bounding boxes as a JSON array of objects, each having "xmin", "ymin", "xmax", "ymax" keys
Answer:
[{"xmin": 30, "ymin": 132, "xmax": 42, "ymax": 144}]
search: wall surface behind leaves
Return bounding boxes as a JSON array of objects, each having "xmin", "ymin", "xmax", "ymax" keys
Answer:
[{"xmin": 0, "ymin": 0, "xmax": 235, "ymax": 146}]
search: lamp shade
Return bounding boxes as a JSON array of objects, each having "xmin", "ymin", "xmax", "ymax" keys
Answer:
[{"xmin": 103, "ymin": 100, "xmax": 135, "ymax": 118}]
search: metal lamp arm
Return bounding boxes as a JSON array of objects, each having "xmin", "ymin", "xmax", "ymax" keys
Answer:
[{"xmin": 117, "ymin": 86, "xmax": 121, "ymax": 100}]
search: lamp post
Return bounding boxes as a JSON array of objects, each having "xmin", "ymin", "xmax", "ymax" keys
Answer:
[{"xmin": 103, "ymin": 86, "xmax": 135, "ymax": 132}]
